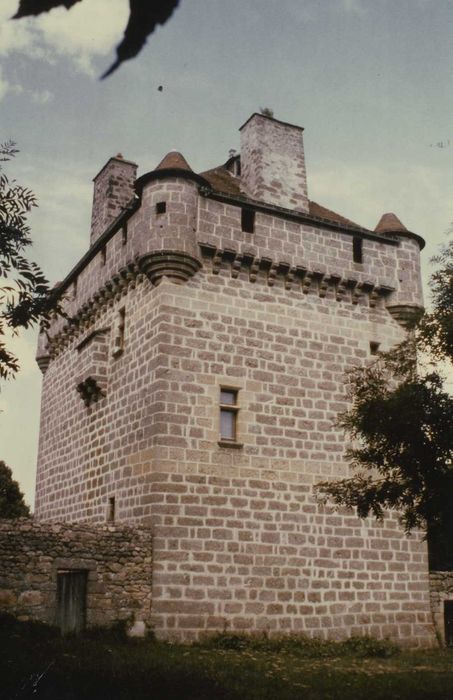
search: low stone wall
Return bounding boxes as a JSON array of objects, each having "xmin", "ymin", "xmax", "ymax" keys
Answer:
[{"xmin": 0, "ymin": 519, "xmax": 152, "ymax": 632}]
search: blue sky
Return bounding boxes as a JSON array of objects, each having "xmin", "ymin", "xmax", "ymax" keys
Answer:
[{"xmin": 1, "ymin": 0, "xmax": 453, "ymax": 505}]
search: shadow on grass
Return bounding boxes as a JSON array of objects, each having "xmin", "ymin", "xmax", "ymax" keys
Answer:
[{"xmin": 2, "ymin": 614, "xmax": 453, "ymax": 700}]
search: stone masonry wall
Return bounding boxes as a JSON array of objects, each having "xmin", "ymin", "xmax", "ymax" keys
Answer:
[
  {"xmin": 33, "ymin": 177, "xmax": 433, "ymax": 645},
  {"xmin": 0, "ymin": 519, "xmax": 152, "ymax": 631}
]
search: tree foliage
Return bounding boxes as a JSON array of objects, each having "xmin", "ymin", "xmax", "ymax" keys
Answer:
[
  {"xmin": 316, "ymin": 242, "xmax": 453, "ymax": 553},
  {"xmin": 13, "ymin": 0, "xmax": 181, "ymax": 79},
  {"xmin": 0, "ymin": 140, "xmax": 54, "ymax": 380},
  {"xmin": 316, "ymin": 341, "xmax": 453, "ymax": 535},
  {"xmin": 0, "ymin": 460, "xmax": 30, "ymax": 518},
  {"xmin": 420, "ymin": 240, "xmax": 453, "ymax": 361}
]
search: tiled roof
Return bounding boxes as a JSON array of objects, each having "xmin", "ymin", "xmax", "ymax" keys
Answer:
[
  {"xmin": 307, "ymin": 201, "xmax": 362, "ymax": 230},
  {"xmin": 201, "ymin": 166, "xmax": 242, "ymax": 196},
  {"xmin": 155, "ymin": 151, "xmax": 193, "ymax": 171},
  {"xmin": 374, "ymin": 212, "xmax": 408, "ymax": 234},
  {"xmin": 200, "ymin": 164, "xmax": 364, "ymax": 230}
]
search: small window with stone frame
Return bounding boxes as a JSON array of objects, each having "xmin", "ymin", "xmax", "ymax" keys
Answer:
[
  {"xmin": 241, "ymin": 208, "xmax": 255, "ymax": 233},
  {"xmin": 353, "ymin": 236, "xmax": 363, "ymax": 264},
  {"xmin": 219, "ymin": 388, "xmax": 240, "ymax": 445},
  {"xmin": 156, "ymin": 201, "xmax": 167, "ymax": 215}
]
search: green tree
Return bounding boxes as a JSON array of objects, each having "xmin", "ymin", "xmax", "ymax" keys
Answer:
[
  {"xmin": 420, "ymin": 240, "xmax": 453, "ymax": 361},
  {"xmin": 0, "ymin": 140, "xmax": 54, "ymax": 380},
  {"xmin": 316, "ymin": 244, "xmax": 453, "ymax": 567},
  {"xmin": 0, "ymin": 460, "xmax": 30, "ymax": 518}
]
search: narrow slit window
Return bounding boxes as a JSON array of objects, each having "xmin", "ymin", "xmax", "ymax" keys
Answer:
[
  {"xmin": 122, "ymin": 224, "xmax": 128, "ymax": 246},
  {"xmin": 101, "ymin": 245, "xmax": 107, "ymax": 266},
  {"xmin": 241, "ymin": 208, "xmax": 255, "ymax": 233},
  {"xmin": 156, "ymin": 201, "xmax": 166, "ymax": 215},
  {"xmin": 220, "ymin": 389, "xmax": 239, "ymax": 441},
  {"xmin": 107, "ymin": 496, "xmax": 115, "ymax": 522},
  {"xmin": 353, "ymin": 237, "xmax": 363, "ymax": 263}
]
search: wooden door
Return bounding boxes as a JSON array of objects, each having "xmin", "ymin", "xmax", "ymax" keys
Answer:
[{"xmin": 56, "ymin": 570, "xmax": 87, "ymax": 635}]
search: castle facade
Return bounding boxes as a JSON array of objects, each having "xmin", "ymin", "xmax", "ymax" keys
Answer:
[{"xmin": 34, "ymin": 113, "xmax": 434, "ymax": 644}]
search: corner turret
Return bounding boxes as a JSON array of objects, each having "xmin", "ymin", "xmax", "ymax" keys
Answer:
[
  {"xmin": 133, "ymin": 151, "xmax": 204, "ymax": 285},
  {"xmin": 375, "ymin": 212, "xmax": 425, "ymax": 328}
]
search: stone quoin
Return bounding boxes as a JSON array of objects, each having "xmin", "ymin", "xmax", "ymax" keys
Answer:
[{"xmin": 28, "ymin": 113, "xmax": 436, "ymax": 644}]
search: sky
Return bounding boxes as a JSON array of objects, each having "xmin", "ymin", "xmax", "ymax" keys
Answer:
[{"xmin": 1, "ymin": 0, "xmax": 453, "ymax": 508}]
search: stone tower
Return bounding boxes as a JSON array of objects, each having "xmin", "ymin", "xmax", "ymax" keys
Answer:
[{"xmin": 35, "ymin": 113, "xmax": 433, "ymax": 645}]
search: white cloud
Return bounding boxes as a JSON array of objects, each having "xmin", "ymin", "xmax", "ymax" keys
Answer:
[
  {"xmin": 0, "ymin": 69, "xmax": 9, "ymax": 101},
  {"xmin": 0, "ymin": 64, "xmax": 51, "ymax": 103},
  {"xmin": 0, "ymin": 0, "xmax": 129, "ymax": 75},
  {"xmin": 0, "ymin": 65, "xmax": 23, "ymax": 101},
  {"xmin": 0, "ymin": 1, "xmax": 40, "ymax": 56},
  {"xmin": 31, "ymin": 89, "xmax": 53, "ymax": 104}
]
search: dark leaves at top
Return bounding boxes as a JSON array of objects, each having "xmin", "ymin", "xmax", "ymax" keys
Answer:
[{"xmin": 13, "ymin": 0, "xmax": 181, "ymax": 79}]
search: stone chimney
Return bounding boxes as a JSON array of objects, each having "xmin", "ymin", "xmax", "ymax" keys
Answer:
[
  {"xmin": 239, "ymin": 113, "xmax": 308, "ymax": 213},
  {"xmin": 90, "ymin": 154, "xmax": 137, "ymax": 246}
]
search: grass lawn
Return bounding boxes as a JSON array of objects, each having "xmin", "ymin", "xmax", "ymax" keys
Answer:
[{"xmin": 2, "ymin": 616, "xmax": 453, "ymax": 700}]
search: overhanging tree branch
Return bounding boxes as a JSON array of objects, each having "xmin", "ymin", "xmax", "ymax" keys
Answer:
[
  {"xmin": 0, "ymin": 141, "xmax": 56, "ymax": 380},
  {"xmin": 12, "ymin": 0, "xmax": 181, "ymax": 79}
]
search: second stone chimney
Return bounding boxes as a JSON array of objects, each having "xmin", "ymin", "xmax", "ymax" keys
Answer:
[
  {"xmin": 239, "ymin": 113, "xmax": 308, "ymax": 213},
  {"xmin": 90, "ymin": 154, "xmax": 137, "ymax": 246}
]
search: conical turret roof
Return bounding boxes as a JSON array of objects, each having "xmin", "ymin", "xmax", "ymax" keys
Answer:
[
  {"xmin": 374, "ymin": 212, "xmax": 408, "ymax": 234},
  {"xmin": 155, "ymin": 151, "xmax": 193, "ymax": 171}
]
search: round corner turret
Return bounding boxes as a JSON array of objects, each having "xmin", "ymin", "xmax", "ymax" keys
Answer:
[
  {"xmin": 134, "ymin": 153, "xmax": 207, "ymax": 285},
  {"xmin": 375, "ymin": 213, "xmax": 424, "ymax": 328},
  {"xmin": 36, "ymin": 328, "xmax": 51, "ymax": 374}
]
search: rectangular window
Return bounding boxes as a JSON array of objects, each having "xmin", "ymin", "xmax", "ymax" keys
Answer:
[
  {"xmin": 370, "ymin": 341, "xmax": 380, "ymax": 355},
  {"xmin": 353, "ymin": 237, "xmax": 363, "ymax": 263},
  {"xmin": 220, "ymin": 388, "xmax": 239, "ymax": 441},
  {"xmin": 241, "ymin": 208, "xmax": 255, "ymax": 233},
  {"xmin": 122, "ymin": 224, "xmax": 128, "ymax": 246},
  {"xmin": 101, "ymin": 245, "xmax": 107, "ymax": 266},
  {"xmin": 156, "ymin": 201, "xmax": 166, "ymax": 215}
]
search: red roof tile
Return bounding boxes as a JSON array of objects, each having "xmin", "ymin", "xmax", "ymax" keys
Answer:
[
  {"xmin": 200, "ymin": 164, "xmax": 365, "ymax": 230},
  {"xmin": 155, "ymin": 151, "xmax": 193, "ymax": 171},
  {"xmin": 308, "ymin": 201, "xmax": 362, "ymax": 230},
  {"xmin": 200, "ymin": 166, "xmax": 242, "ymax": 196},
  {"xmin": 374, "ymin": 212, "xmax": 408, "ymax": 234}
]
